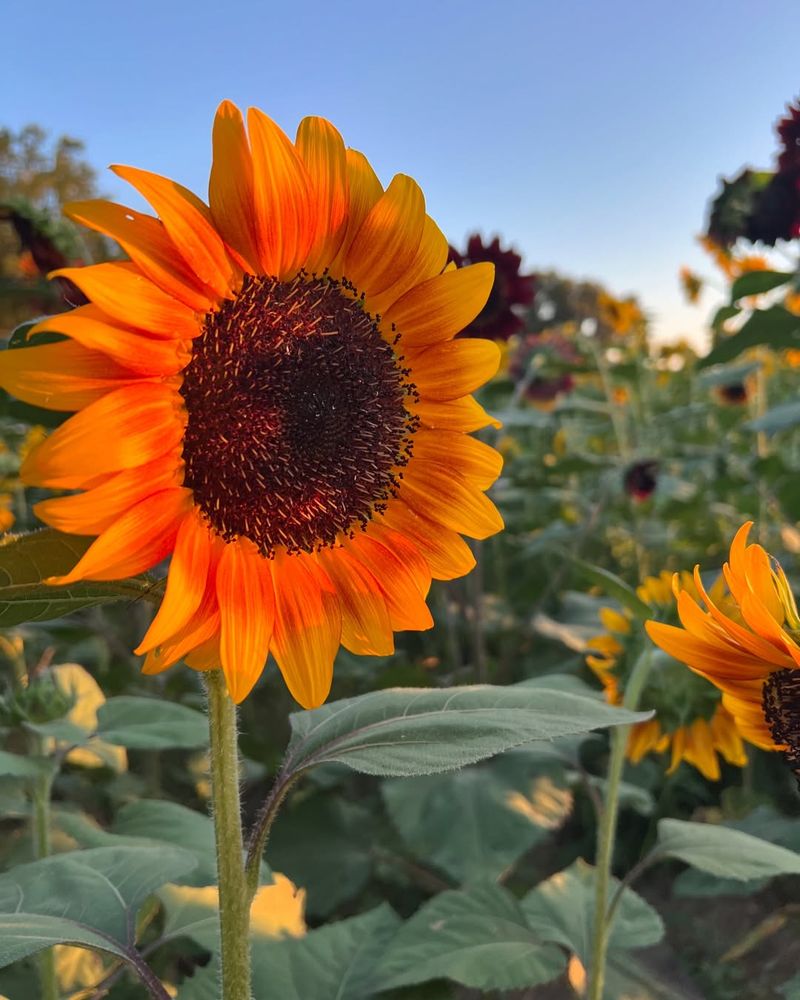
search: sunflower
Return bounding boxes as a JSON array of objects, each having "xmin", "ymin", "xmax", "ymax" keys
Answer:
[
  {"xmin": 646, "ymin": 523, "xmax": 800, "ymax": 776},
  {"xmin": 0, "ymin": 101, "xmax": 504, "ymax": 707},
  {"xmin": 587, "ymin": 571, "xmax": 747, "ymax": 780}
]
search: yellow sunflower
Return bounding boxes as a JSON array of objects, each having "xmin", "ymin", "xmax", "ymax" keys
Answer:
[
  {"xmin": 587, "ymin": 572, "xmax": 747, "ymax": 781},
  {"xmin": 0, "ymin": 101, "xmax": 504, "ymax": 707},
  {"xmin": 647, "ymin": 523, "xmax": 800, "ymax": 772}
]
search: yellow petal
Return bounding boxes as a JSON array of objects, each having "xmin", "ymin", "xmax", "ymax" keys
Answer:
[
  {"xmin": 317, "ymin": 546, "xmax": 394, "ymax": 656},
  {"xmin": 410, "ymin": 394, "xmax": 502, "ymax": 432},
  {"xmin": 295, "ymin": 116, "xmax": 348, "ymax": 271},
  {"xmin": 410, "ymin": 430, "xmax": 503, "ymax": 490},
  {"xmin": 381, "ymin": 500, "xmax": 476, "ymax": 581},
  {"xmin": 409, "ymin": 338, "xmax": 501, "ymax": 400},
  {"xmin": 344, "ymin": 174, "xmax": 425, "ymax": 296},
  {"xmin": 384, "ymin": 262, "xmax": 495, "ymax": 347},
  {"xmin": 327, "ymin": 148, "xmax": 383, "ymax": 276},
  {"xmin": 368, "ymin": 215, "xmax": 449, "ymax": 317},
  {"xmin": 400, "ymin": 464, "xmax": 503, "ymax": 540}
]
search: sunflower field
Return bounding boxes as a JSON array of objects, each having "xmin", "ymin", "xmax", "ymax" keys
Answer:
[{"xmin": 1, "ymin": 91, "xmax": 800, "ymax": 1000}]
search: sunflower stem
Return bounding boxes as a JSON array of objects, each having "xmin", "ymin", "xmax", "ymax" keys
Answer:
[
  {"xmin": 588, "ymin": 649, "xmax": 652, "ymax": 1000},
  {"xmin": 206, "ymin": 668, "xmax": 252, "ymax": 1000}
]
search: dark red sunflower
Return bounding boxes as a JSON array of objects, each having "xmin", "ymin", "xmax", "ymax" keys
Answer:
[
  {"xmin": 449, "ymin": 234, "xmax": 535, "ymax": 340},
  {"xmin": 777, "ymin": 98, "xmax": 800, "ymax": 175}
]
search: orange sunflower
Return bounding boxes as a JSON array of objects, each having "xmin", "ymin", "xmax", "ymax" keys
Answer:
[
  {"xmin": 587, "ymin": 572, "xmax": 747, "ymax": 781},
  {"xmin": 0, "ymin": 101, "xmax": 504, "ymax": 707},
  {"xmin": 646, "ymin": 522, "xmax": 800, "ymax": 772}
]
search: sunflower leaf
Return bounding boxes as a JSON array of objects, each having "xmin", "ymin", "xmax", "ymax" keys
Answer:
[
  {"xmin": 730, "ymin": 269, "xmax": 793, "ymax": 300},
  {"xmin": 656, "ymin": 818, "xmax": 800, "ymax": 881},
  {"xmin": 283, "ymin": 685, "xmax": 651, "ymax": 779},
  {"xmin": 95, "ymin": 696, "xmax": 208, "ymax": 750},
  {"xmin": 0, "ymin": 529, "xmax": 162, "ymax": 627},
  {"xmin": 700, "ymin": 305, "xmax": 800, "ymax": 368}
]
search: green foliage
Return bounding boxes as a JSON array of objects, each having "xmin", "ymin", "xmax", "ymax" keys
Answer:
[
  {"xmin": 656, "ymin": 818, "xmax": 800, "ymax": 881},
  {"xmin": 701, "ymin": 305, "xmax": 800, "ymax": 367},
  {"xmin": 95, "ymin": 697, "xmax": 209, "ymax": 749}
]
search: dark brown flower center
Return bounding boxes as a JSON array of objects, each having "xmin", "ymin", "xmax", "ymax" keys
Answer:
[
  {"xmin": 180, "ymin": 272, "xmax": 417, "ymax": 556},
  {"xmin": 762, "ymin": 668, "xmax": 800, "ymax": 781}
]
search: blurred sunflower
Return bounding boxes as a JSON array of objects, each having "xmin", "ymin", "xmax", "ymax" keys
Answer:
[
  {"xmin": 678, "ymin": 267, "xmax": 703, "ymax": 305},
  {"xmin": 596, "ymin": 291, "xmax": 643, "ymax": 337},
  {"xmin": 715, "ymin": 381, "xmax": 750, "ymax": 406},
  {"xmin": 448, "ymin": 234, "xmax": 535, "ymax": 340},
  {"xmin": 647, "ymin": 522, "xmax": 800, "ymax": 775},
  {"xmin": 587, "ymin": 571, "xmax": 747, "ymax": 780},
  {"xmin": 622, "ymin": 460, "xmax": 658, "ymax": 502},
  {"xmin": 0, "ymin": 101, "xmax": 504, "ymax": 707}
]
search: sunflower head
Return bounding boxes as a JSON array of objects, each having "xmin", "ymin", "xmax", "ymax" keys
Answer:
[
  {"xmin": 0, "ymin": 101, "xmax": 505, "ymax": 707},
  {"xmin": 623, "ymin": 460, "xmax": 658, "ymax": 503},
  {"xmin": 646, "ymin": 523, "xmax": 800, "ymax": 780},
  {"xmin": 678, "ymin": 267, "xmax": 703, "ymax": 305},
  {"xmin": 587, "ymin": 571, "xmax": 747, "ymax": 780}
]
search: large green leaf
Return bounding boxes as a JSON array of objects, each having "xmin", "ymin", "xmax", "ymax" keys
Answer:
[
  {"xmin": 0, "ymin": 529, "xmax": 161, "ymax": 626},
  {"xmin": 0, "ymin": 750, "xmax": 54, "ymax": 781},
  {"xmin": 656, "ymin": 818, "xmax": 800, "ymax": 881},
  {"xmin": 521, "ymin": 859, "xmax": 664, "ymax": 964},
  {"xmin": 96, "ymin": 696, "xmax": 208, "ymax": 749},
  {"xmin": 175, "ymin": 905, "xmax": 400, "ymax": 1000},
  {"xmin": 745, "ymin": 399, "xmax": 800, "ymax": 435},
  {"xmin": 283, "ymin": 685, "xmax": 650, "ymax": 779},
  {"xmin": 382, "ymin": 758, "xmax": 571, "ymax": 883},
  {"xmin": 700, "ymin": 306, "xmax": 800, "ymax": 368},
  {"xmin": 730, "ymin": 269, "xmax": 793, "ymax": 300},
  {"xmin": 267, "ymin": 796, "xmax": 373, "ymax": 917},
  {"xmin": 374, "ymin": 882, "xmax": 565, "ymax": 991},
  {"xmin": 0, "ymin": 914, "xmax": 128, "ymax": 967}
]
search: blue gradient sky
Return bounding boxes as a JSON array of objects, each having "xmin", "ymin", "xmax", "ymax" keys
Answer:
[{"xmin": 4, "ymin": 0, "xmax": 799, "ymax": 344}]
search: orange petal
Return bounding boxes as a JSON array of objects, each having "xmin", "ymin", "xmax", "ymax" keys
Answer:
[
  {"xmin": 344, "ymin": 174, "xmax": 425, "ymax": 296},
  {"xmin": 295, "ymin": 116, "xmax": 348, "ymax": 271},
  {"xmin": 368, "ymin": 215, "xmax": 449, "ymax": 317},
  {"xmin": 47, "ymin": 488, "xmax": 191, "ymax": 584},
  {"xmin": 33, "ymin": 453, "xmax": 183, "ymax": 535},
  {"xmin": 247, "ymin": 107, "xmax": 313, "ymax": 279},
  {"xmin": 400, "ymin": 464, "xmax": 503, "ymax": 540},
  {"xmin": 410, "ymin": 394, "xmax": 502, "ymax": 432},
  {"xmin": 64, "ymin": 199, "xmax": 214, "ymax": 311},
  {"xmin": 346, "ymin": 530, "xmax": 433, "ymax": 632},
  {"xmin": 28, "ymin": 306, "xmax": 188, "ymax": 377},
  {"xmin": 0, "ymin": 339, "xmax": 144, "ymax": 411},
  {"xmin": 216, "ymin": 538, "xmax": 275, "ymax": 703},
  {"xmin": 112, "ymin": 164, "xmax": 235, "ymax": 298},
  {"xmin": 411, "ymin": 430, "xmax": 503, "ymax": 490},
  {"xmin": 384, "ymin": 262, "xmax": 495, "ymax": 347},
  {"xmin": 50, "ymin": 263, "xmax": 199, "ymax": 339},
  {"xmin": 409, "ymin": 338, "xmax": 501, "ymax": 400},
  {"xmin": 270, "ymin": 551, "xmax": 341, "ymax": 709},
  {"xmin": 381, "ymin": 501, "xmax": 476, "ymax": 581},
  {"xmin": 209, "ymin": 100, "xmax": 260, "ymax": 272},
  {"xmin": 21, "ymin": 383, "xmax": 186, "ymax": 488},
  {"xmin": 136, "ymin": 509, "xmax": 215, "ymax": 653},
  {"xmin": 317, "ymin": 547, "xmax": 393, "ymax": 656},
  {"xmin": 327, "ymin": 148, "xmax": 383, "ymax": 277},
  {"xmin": 141, "ymin": 568, "xmax": 222, "ymax": 676}
]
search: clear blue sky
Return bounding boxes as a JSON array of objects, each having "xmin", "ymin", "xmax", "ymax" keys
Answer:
[{"xmin": 4, "ymin": 0, "xmax": 799, "ymax": 344}]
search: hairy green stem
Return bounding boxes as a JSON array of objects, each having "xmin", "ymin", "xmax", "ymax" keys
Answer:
[
  {"xmin": 31, "ymin": 740, "xmax": 58, "ymax": 1000},
  {"xmin": 206, "ymin": 669, "xmax": 252, "ymax": 1000},
  {"xmin": 588, "ymin": 650, "xmax": 652, "ymax": 1000}
]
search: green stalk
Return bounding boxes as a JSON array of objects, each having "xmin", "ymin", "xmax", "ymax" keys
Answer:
[
  {"xmin": 206, "ymin": 668, "xmax": 252, "ymax": 1000},
  {"xmin": 31, "ymin": 743, "xmax": 58, "ymax": 1000},
  {"xmin": 588, "ymin": 650, "xmax": 652, "ymax": 1000}
]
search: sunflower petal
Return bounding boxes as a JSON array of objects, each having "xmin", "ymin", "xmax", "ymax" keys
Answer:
[
  {"xmin": 410, "ymin": 394, "xmax": 502, "ymax": 432},
  {"xmin": 369, "ymin": 215, "xmax": 449, "ymax": 317},
  {"xmin": 21, "ymin": 383, "xmax": 186, "ymax": 488},
  {"xmin": 409, "ymin": 338, "xmax": 501, "ymax": 400},
  {"xmin": 327, "ymin": 149, "xmax": 383, "ymax": 276},
  {"xmin": 0, "ymin": 340, "xmax": 143, "ymax": 411},
  {"xmin": 295, "ymin": 116, "xmax": 348, "ymax": 271},
  {"xmin": 50, "ymin": 263, "xmax": 199, "ymax": 339},
  {"xmin": 400, "ymin": 465, "xmax": 503, "ymax": 540},
  {"xmin": 347, "ymin": 531, "xmax": 433, "ymax": 631},
  {"xmin": 317, "ymin": 547, "xmax": 393, "ymax": 656},
  {"xmin": 64, "ymin": 200, "xmax": 214, "ymax": 311},
  {"xmin": 384, "ymin": 262, "xmax": 495, "ymax": 347},
  {"xmin": 209, "ymin": 100, "xmax": 260, "ymax": 272},
  {"xmin": 112, "ymin": 164, "xmax": 235, "ymax": 298},
  {"xmin": 136, "ymin": 510, "xmax": 216, "ymax": 653},
  {"xmin": 47, "ymin": 488, "xmax": 191, "ymax": 584},
  {"xmin": 381, "ymin": 501, "xmax": 476, "ymax": 581},
  {"xmin": 28, "ymin": 306, "xmax": 188, "ymax": 376},
  {"xmin": 33, "ymin": 454, "xmax": 183, "ymax": 535},
  {"xmin": 216, "ymin": 539, "xmax": 275, "ymax": 704},
  {"xmin": 411, "ymin": 430, "xmax": 503, "ymax": 490},
  {"xmin": 247, "ymin": 107, "xmax": 313, "ymax": 279},
  {"xmin": 270, "ymin": 552, "xmax": 341, "ymax": 709},
  {"xmin": 344, "ymin": 174, "xmax": 425, "ymax": 296}
]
